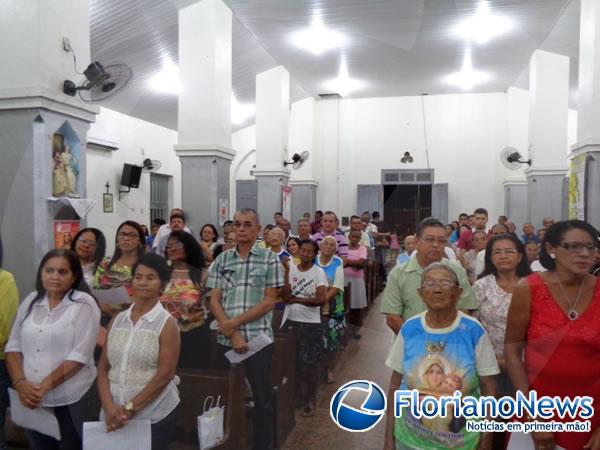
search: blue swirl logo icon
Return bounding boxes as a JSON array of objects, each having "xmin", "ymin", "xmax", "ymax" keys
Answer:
[{"xmin": 330, "ymin": 380, "xmax": 387, "ymax": 432}]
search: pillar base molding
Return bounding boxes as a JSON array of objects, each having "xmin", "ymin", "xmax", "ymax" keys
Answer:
[
  {"xmin": 252, "ymin": 167, "xmax": 291, "ymax": 178},
  {"xmin": 174, "ymin": 144, "xmax": 236, "ymax": 161},
  {"xmin": 290, "ymin": 179, "xmax": 319, "ymax": 187},
  {"xmin": 0, "ymin": 88, "xmax": 99, "ymax": 123},
  {"xmin": 502, "ymin": 178, "xmax": 527, "ymax": 187},
  {"xmin": 524, "ymin": 166, "xmax": 568, "ymax": 177}
]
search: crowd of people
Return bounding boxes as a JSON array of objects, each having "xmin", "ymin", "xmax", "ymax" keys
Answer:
[
  {"xmin": 0, "ymin": 205, "xmax": 599, "ymax": 450},
  {"xmin": 382, "ymin": 210, "xmax": 600, "ymax": 450}
]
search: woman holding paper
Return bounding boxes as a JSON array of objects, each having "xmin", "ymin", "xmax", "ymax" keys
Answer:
[
  {"xmin": 97, "ymin": 253, "xmax": 180, "ymax": 450},
  {"xmin": 94, "ymin": 221, "xmax": 145, "ymax": 323},
  {"xmin": 5, "ymin": 249, "xmax": 100, "ymax": 450}
]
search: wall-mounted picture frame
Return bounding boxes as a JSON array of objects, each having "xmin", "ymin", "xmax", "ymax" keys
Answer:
[{"xmin": 103, "ymin": 193, "xmax": 114, "ymax": 213}]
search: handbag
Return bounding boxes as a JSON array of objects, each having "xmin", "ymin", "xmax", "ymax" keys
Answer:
[{"xmin": 197, "ymin": 395, "xmax": 225, "ymax": 450}]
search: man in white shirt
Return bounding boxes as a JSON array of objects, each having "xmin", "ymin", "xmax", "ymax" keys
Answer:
[{"xmin": 152, "ymin": 208, "xmax": 191, "ymax": 256}]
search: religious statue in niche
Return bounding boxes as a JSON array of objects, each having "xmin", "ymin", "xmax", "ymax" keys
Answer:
[{"xmin": 52, "ymin": 133, "xmax": 80, "ymax": 198}]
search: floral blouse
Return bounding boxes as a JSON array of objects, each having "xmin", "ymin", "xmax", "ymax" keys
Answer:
[
  {"xmin": 93, "ymin": 257, "xmax": 134, "ymax": 310},
  {"xmin": 160, "ymin": 275, "xmax": 206, "ymax": 332},
  {"xmin": 473, "ymin": 274, "xmax": 515, "ymax": 359}
]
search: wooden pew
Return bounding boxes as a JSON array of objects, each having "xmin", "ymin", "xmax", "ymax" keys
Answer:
[
  {"xmin": 176, "ymin": 364, "xmax": 247, "ymax": 450},
  {"xmin": 271, "ymin": 325, "xmax": 297, "ymax": 449}
]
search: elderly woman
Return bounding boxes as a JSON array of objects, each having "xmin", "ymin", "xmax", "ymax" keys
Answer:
[
  {"xmin": 97, "ymin": 253, "xmax": 180, "ymax": 450},
  {"xmin": 505, "ymin": 220, "xmax": 600, "ymax": 450},
  {"xmin": 6, "ymin": 249, "xmax": 100, "ymax": 449},
  {"xmin": 71, "ymin": 227, "xmax": 106, "ymax": 288},
  {"xmin": 385, "ymin": 263, "xmax": 498, "ymax": 450},
  {"xmin": 315, "ymin": 236, "xmax": 345, "ymax": 384}
]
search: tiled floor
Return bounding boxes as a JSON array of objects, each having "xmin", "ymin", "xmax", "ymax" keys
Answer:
[{"xmin": 282, "ymin": 294, "xmax": 394, "ymax": 450}]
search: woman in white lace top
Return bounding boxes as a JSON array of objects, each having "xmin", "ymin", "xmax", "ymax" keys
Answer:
[
  {"xmin": 473, "ymin": 234, "xmax": 531, "ymax": 393},
  {"xmin": 97, "ymin": 253, "xmax": 180, "ymax": 450}
]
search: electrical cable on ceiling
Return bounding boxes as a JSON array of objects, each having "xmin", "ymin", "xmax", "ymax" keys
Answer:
[{"xmin": 420, "ymin": 94, "xmax": 431, "ymax": 173}]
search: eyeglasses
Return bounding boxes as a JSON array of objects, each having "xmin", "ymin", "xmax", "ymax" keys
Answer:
[
  {"xmin": 421, "ymin": 236, "xmax": 448, "ymax": 246},
  {"xmin": 559, "ymin": 242, "xmax": 597, "ymax": 255},
  {"xmin": 78, "ymin": 239, "xmax": 97, "ymax": 247},
  {"xmin": 165, "ymin": 242, "xmax": 184, "ymax": 250},
  {"xmin": 421, "ymin": 280, "xmax": 457, "ymax": 290},
  {"xmin": 491, "ymin": 249, "xmax": 519, "ymax": 256},
  {"xmin": 118, "ymin": 232, "xmax": 139, "ymax": 239}
]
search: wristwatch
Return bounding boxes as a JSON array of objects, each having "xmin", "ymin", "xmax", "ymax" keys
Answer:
[{"xmin": 124, "ymin": 400, "xmax": 136, "ymax": 415}]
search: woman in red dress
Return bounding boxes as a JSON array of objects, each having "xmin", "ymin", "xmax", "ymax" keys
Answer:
[{"xmin": 505, "ymin": 220, "xmax": 600, "ymax": 450}]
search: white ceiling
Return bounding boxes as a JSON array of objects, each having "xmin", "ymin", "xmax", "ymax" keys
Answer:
[{"xmin": 89, "ymin": 0, "xmax": 580, "ymax": 131}]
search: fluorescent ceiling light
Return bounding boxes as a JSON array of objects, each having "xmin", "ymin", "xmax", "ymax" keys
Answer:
[
  {"xmin": 322, "ymin": 58, "xmax": 365, "ymax": 97},
  {"xmin": 291, "ymin": 14, "xmax": 346, "ymax": 55},
  {"xmin": 149, "ymin": 60, "xmax": 181, "ymax": 95},
  {"xmin": 445, "ymin": 50, "xmax": 490, "ymax": 90},
  {"xmin": 453, "ymin": 1, "xmax": 513, "ymax": 44},
  {"xmin": 231, "ymin": 95, "xmax": 255, "ymax": 125}
]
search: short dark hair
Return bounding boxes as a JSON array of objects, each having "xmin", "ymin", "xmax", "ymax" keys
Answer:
[
  {"xmin": 223, "ymin": 220, "xmax": 234, "ymax": 227},
  {"xmin": 539, "ymin": 220, "xmax": 600, "ymax": 270},
  {"xmin": 459, "ymin": 213, "xmax": 469, "ymax": 219},
  {"xmin": 416, "ymin": 217, "xmax": 445, "ymax": 237},
  {"xmin": 299, "ymin": 239, "xmax": 319, "ymax": 254},
  {"xmin": 350, "ymin": 215, "xmax": 361, "ymax": 221},
  {"xmin": 372, "ymin": 211, "xmax": 381, "ymax": 219},
  {"xmin": 132, "ymin": 253, "xmax": 173, "ymax": 289},
  {"xmin": 274, "ymin": 212, "xmax": 282, "ymax": 216},
  {"xmin": 473, "ymin": 208, "xmax": 488, "ymax": 217},
  {"xmin": 200, "ymin": 224, "xmax": 219, "ymax": 243},
  {"xmin": 152, "ymin": 218, "xmax": 166, "ymax": 227},
  {"xmin": 315, "ymin": 210, "xmax": 323, "ymax": 216},
  {"xmin": 170, "ymin": 212, "xmax": 185, "ymax": 222},
  {"xmin": 478, "ymin": 234, "xmax": 532, "ymax": 279},
  {"xmin": 323, "ymin": 210, "xmax": 337, "ymax": 219}
]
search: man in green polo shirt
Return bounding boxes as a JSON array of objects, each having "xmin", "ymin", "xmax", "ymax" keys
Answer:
[{"xmin": 380, "ymin": 217, "xmax": 476, "ymax": 334}]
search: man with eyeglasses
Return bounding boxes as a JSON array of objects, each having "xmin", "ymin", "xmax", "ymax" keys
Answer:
[
  {"xmin": 381, "ymin": 217, "xmax": 476, "ymax": 334},
  {"xmin": 208, "ymin": 208, "xmax": 283, "ymax": 450}
]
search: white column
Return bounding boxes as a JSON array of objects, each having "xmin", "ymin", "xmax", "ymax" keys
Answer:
[
  {"xmin": 503, "ymin": 87, "xmax": 529, "ymax": 227},
  {"xmin": 175, "ymin": 0, "xmax": 235, "ymax": 232},
  {"xmin": 571, "ymin": 0, "xmax": 600, "ymax": 229},
  {"xmin": 525, "ymin": 50, "xmax": 569, "ymax": 227},
  {"xmin": 253, "ymin": 66, "xmax": 291, "ymax": 225},
  {"xmin": 289, "ymin": 97, "xmax": 319, "ymax": 224},
  {"xmin": 0, "ymin": 0, "xmax": 97, "ymax": 293}
]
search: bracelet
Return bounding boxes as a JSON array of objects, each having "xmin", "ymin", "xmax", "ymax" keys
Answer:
[{"xmin": 13, "ymin": 377, "xmax": 26, "ymax": 387}]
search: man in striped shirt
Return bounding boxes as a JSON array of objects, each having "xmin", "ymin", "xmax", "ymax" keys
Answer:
[{"xmin": 311, "ymin": 210, "xmax": 349, "ymax": 261}]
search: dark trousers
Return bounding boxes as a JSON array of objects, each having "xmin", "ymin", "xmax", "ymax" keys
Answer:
[
  {"xmin": 216, "ymin": 343, "xmax": 274, "ymax": 450},
  {"xmin": 26, "ymin": 386, "xmax": 94, "ymax": 450},
  {"xmin": 179, "ymin": 323, "xmax": 210, "ymax": 369},
  {"xmin": 0, "ymin": 361, "xmax": 10, "ymax": 450},
  {"xmin": 151, "ymin": 406, "xmax": 178, "ymax": 450}
]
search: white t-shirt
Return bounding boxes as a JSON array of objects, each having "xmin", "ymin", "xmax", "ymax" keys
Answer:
[
  {"xmin": 286, "ymin": 264, "xmax": 328, "ymax": 323},
  {"xmin": 530, "ymin": 260, "xmax": 547, "ymax": 272}
]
